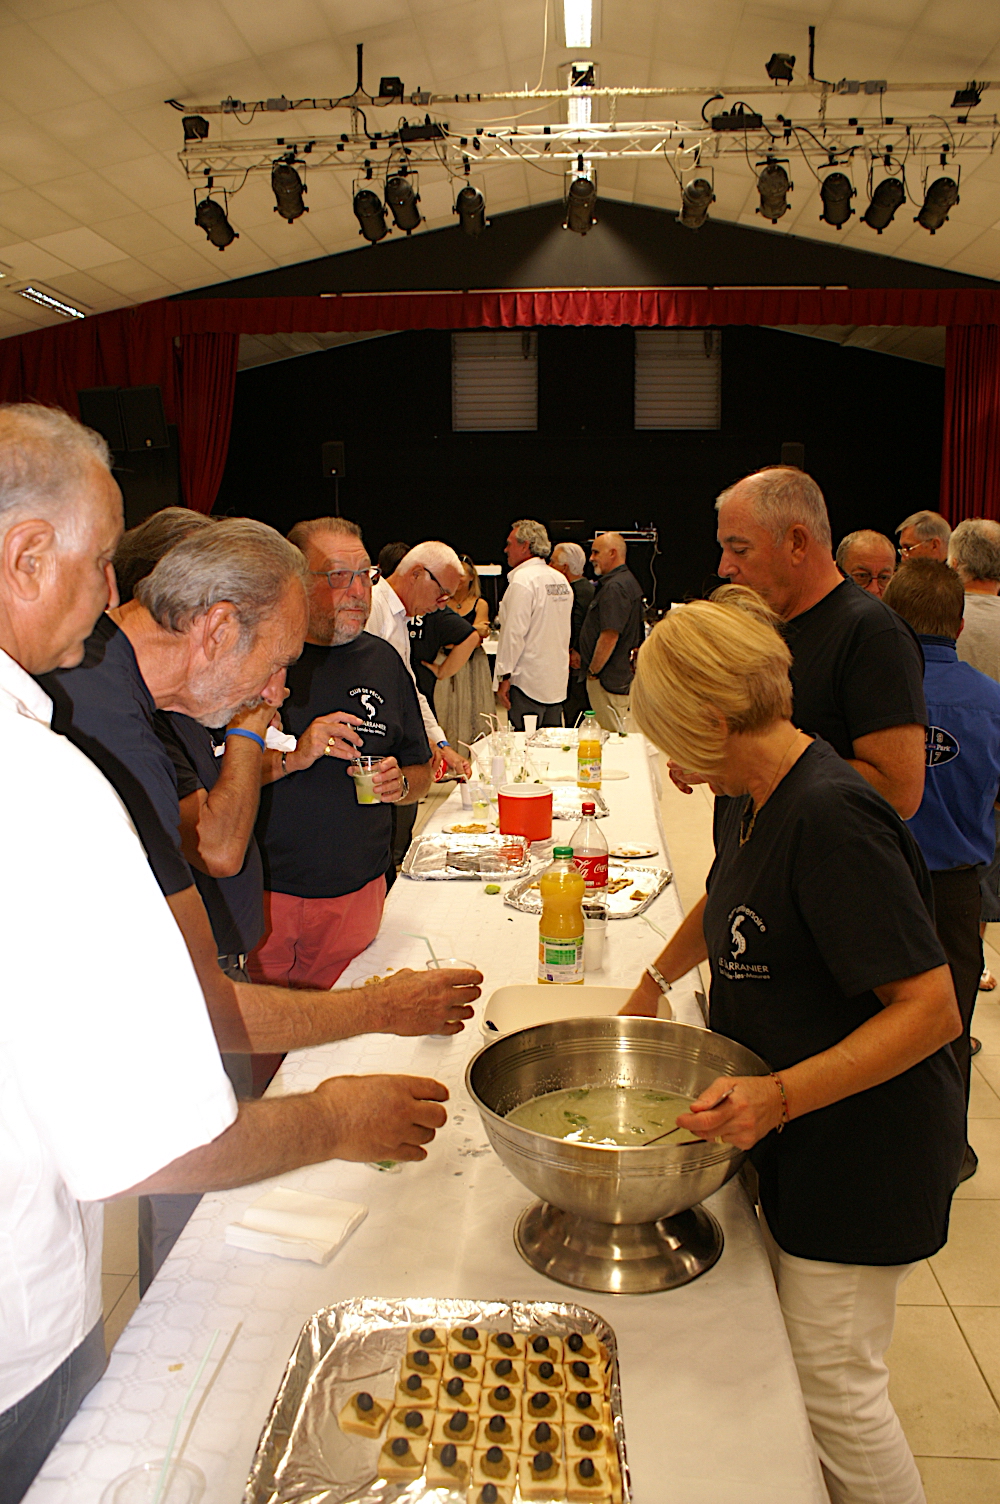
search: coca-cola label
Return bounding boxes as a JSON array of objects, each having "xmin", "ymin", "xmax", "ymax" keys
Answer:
[{"xmin": 574, "ymin": 853, "xmax": 608, "ymax": 890}]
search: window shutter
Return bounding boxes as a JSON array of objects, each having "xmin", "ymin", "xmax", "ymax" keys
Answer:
[
  {"xmin": 634, "ymin": 329, "xmax": 721, "ymax": 429},
  {"xmin": 452, "ymin": 331, "xmax": 538, "ymax": 431}
]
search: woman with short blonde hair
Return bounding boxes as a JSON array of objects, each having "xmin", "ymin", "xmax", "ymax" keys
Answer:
[{"xmin": 626, "ymin": 596, "xmax": 964, "ymax": 1504}]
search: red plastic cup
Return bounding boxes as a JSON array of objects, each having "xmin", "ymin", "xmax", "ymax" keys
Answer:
[{"xmin": 498, "ymin": 783, "xmax": 553, "ymax": 842}]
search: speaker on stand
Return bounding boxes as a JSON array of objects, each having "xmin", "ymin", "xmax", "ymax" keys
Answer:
[{"xmin": 321, "ymin": 442, "xmax": 346, "ymax": 516}]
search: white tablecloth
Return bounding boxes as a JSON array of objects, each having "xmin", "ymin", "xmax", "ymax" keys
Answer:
[{"xmin": 27, "ymin": 735, "xmax": 826, "ymax": 1504}]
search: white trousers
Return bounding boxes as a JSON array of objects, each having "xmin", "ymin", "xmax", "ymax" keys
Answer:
[{"xmin": 761, "ymin": 1215, "xmax": 925, "ymax": 1504}]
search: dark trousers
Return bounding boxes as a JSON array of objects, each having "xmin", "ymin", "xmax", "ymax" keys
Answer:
[
  {"xmin": 0, "ymin": 1319, "xmax": 106, "ymax": 1504},
  {"xmin": 390, "ymin": 801, "xmax": 419, "ymax": 876},
  {"xmin": 508, "ymin": 683, "xmax": 563, "ymax": 730},
  {"xmin": 930, "ymin": 866, "xmax": 983, "ymax": 1110},
  {"xmin": 562, "ymin": 674, "xmax": 589, "ymax": 730}
]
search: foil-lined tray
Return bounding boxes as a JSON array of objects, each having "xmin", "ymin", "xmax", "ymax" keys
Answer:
[
  {"xmin": 504, "ymin": 864, "xmax": 672, "ymax": 919},
  {"xmin": 401, "ymin": 832, "xmax": 530, "ymax": 881},
  {"xmin": 244, "ymin": 1297, "xmax": 630, "ymax": 1504},
  {"xmin": 551, "ymin": 789, "xmax": 609, "ymax": 821}
]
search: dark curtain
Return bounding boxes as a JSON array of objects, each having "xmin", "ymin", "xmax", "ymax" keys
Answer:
[
  {"xmin": 177, "ymin": 332, "xmax": 240, "ymax": 514},
  {"xmin": 940, "ymin": 325, "xmax": 1000, "ymax": 523}
]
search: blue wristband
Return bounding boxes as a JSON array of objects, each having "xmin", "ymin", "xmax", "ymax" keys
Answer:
[
  {"xmin": 225, "ymin": 728, "xmax": 266, "ymax": 752},
  {"xmin": 437, "ymin": 740, "xmax": 449, "ymax": 749}
]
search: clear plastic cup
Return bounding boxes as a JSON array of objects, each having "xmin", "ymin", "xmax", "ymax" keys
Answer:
[
  {"xmin": 101, "ymin": 1461, "xmax": 205, "ymax": 1503},
  {"xmin": 352, "ymin": 755, "xmax": 384, "ymax": 804}
]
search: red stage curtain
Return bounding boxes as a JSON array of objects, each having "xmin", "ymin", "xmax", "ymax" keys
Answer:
[
  {"xmin": 176, "ymin": 332, "xmax": 240, "ymax": 514},
  {"xmin": 940, "ymin": 325, "xmax": 1000, "ymax": 524}
]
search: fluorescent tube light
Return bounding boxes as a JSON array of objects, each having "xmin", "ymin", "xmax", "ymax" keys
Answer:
[
  {"xmin": 568, "ymin": 93, "xmax": 592, "ymax": 126},
  {"xmin": 17, "ymin": 286, "xmax": 85, "ymax": 319},
  {"xmin": 563, "ymin": 0, "xmax": 592, "ymax": 49}
]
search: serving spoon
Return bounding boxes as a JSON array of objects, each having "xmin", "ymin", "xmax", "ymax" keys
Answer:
[{"xmin": 641, "ymin": 1086, "xmax": 736, "ymax": 1147}]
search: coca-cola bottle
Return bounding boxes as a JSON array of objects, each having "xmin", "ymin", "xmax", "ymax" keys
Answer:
[{"xmin": 571, "ymin": 801, "xmax": 608, "ymax": 895}]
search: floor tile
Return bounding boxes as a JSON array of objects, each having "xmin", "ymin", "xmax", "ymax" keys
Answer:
[
  {"xmin": 103, "ymin": 1275, "xmax": 139, "ymax": 1355},
  {"xmin": 932, "ymin": 1203, "xmax": 1000, "ymax": 1305},
  {"xmin": 974, "ymin": 1053, "xmax": 1000, "ymax": 1099},
  {"xmin": 954, "ymin": 1309, "xmax": 1000, "ymax": 1403},
  {"xmin": 955, "ymin": 1118, "xmax": 1000, "ymax": 1198},
  {"xmin": 897, "ymin": 1260, "xmax": 947, "ymax": 1306},
  {"xmin": 968, "ymin": 1003, "xmax": 1000, "ymax": 1056},
  {"xmin": 102, "ymin": 1197, "xmax": 138, "ymax": 1277},
  {"xmin": 969, "ymin": 1064, "xmax": 1000, "ymax": 1119},
  {"xmin": 887, "ymin": 1306, "xmax": 1000, "ymax": 1458},
  {"xmin": 916, "ymin": 1456, "xmax": 1000, "ymax": 1503},
  {"xmin": 100, "ymin": 1272, "xmax": 131, "ymax": 1321}
]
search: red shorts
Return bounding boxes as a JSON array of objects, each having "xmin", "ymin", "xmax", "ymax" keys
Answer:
[{"xmin": 248, "ymin": 875, "xmax": 387, "ymax": 990}]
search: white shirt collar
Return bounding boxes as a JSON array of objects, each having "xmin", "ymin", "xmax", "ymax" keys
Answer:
[
  {"xmin": 0, "ymin": 646, "xmax": 53, "ymax": 726},
  {"xmin": 509, "ymin": 556, "xmax": 544, "ymax": 577},
  {"xmin": 379, "ymin": 579, "xmax": 407, "ymax": 616}
]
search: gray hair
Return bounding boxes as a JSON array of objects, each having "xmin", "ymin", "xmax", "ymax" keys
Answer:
[
  {"xmin": 553, "ymin": 541, "xmax": 586, "ymax": 575},
  {"xmin": 896, "ymin": 510, "xmax": 951, "ymax": 546},
  {"xmin": 286, "ymin": 515, "xmax": 363, "ymax": 553},
  {"xmin": 0, "ymin": 403, "xmax": 111, "ymax": 537},
  {"xmin": 113, "ymin": 507, "xmax": 213, "ymax": 604},
  {"xmin": 398, "ymin": 540, "xmax": 463, "ymax": 577},
  {"xmin": 135, "ymin": 518, "xmax": 307, "ymax": 645},
  {"xmin": 511, "ymin": 519, "xmax": 552, "ymax": 558},
  {"xmin": 716, "ymin": 467, "xmax": 832, "ymax": 551},
  {"xmin": 948, "ymin": 518, "xmax": 1000, "ymax": 584},
  {"xmin": 835, "ymin": 529, "xmax": 896, "ymax": 573}
]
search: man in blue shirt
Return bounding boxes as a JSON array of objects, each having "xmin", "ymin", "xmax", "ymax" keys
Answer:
[{"xmin": 884, "ymin": 559, "xmax": 1000, "ymax": 1181}]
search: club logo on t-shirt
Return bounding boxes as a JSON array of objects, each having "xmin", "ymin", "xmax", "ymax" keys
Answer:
[
  {"xmin": 718, "ymin": 905, "xmax": 771, "ymax": 982},
  {"xmin": 925, "ymin": 725, "xmax": 959, "ymax": 767},
  {"xmin": 349, "ymin": 685, "xmax": 388, "ymax": 736}
]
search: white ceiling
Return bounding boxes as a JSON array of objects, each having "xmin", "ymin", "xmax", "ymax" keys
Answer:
[{"xmin": 1, "ymin": 0, "xmax": 999, "ymax": 343}]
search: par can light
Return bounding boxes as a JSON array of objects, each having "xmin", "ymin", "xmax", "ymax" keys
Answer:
[
  {"xmin": 564, "ymin": 175, "xmax": 597, "ymax": 234},
  {"xmin": 915, "ymin": 177, "xmax": 959, "ymax": 233},
  {"xmin": 756, "ymin": 161, "xmax": 791, "ymax": 223},
  {"xmin": 385, "ymin": 175, "xmax": 421, "ymax": 232},
  {"xmin": 862, "ymin": 177, "xmax": 905, "ymax": 233},
  {"xmin": 272, "ymin": 161, "xmax": 307, "ymax": 222},
  {"xmin": 678, "ymin": 177, "xmax": 715, "ymax": 230},
  {"xmin": 455, "ymin": 184, "xmax": 486, "ymax": 236},
  {"xmin": 819, "ymin": 171, "xmax": 855, "ymax": 228},
  {"xmin": 194, "ymin": 196, "xmax": 237, "ymax": 249},
  {"xmin": 353, "ymin": 188, "xmax": 389, "ymax": 242}
]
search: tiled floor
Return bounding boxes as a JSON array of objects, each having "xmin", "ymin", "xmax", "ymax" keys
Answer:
[{"xmin": 101, "ymin": 762, "xmax": 1000, "ymax": 1500}]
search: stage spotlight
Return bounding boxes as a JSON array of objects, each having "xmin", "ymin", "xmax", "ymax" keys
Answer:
[
  {"xmin": 455, "ymin": 184, "xmax": 486, "ymax": 236},
  {"xmin": 765, "ymin": 53, "xmax": 795, "ymax": 83},
  {"xmin": 564, "ymin": 174, "xmax": 597, "ymax": 234},
  {"xmin": 678, "ymin": 177, "xmax": 715, "ymax": 230},
  {"xmin": 272, "ymin": 161, "xmax": 307, "ymax": 223},
  {"xmin": 952, "ymin": 82, "xmax": 983, "ymax": 109},
  {"xmin": 819, "ymin": 171, "xmax": 854, "ymax": 228},
  {"xmin": 353, "ymin": 188, "xmax": 389, "ymax": 242},
  {"xmin": 182, "ymin": 115, "xmax": 209, "ymax": 142},
  {"xmin": 385, "ymin": 174, "xmax": 421, "ymax": 232},
  {"xmin": 915, "ymin": 177, "xmax": 959, "ymax": 233},
  {"xmin": 756, "ymin": 161, "xmax": 791, "ymax": 222},
  {"xmin": 194, "ymin": 196, "xmax": 237, "ymax": 249},
  {"xmin": 862, "ymin": 177, "xmax": 905, "ymax": 233}
]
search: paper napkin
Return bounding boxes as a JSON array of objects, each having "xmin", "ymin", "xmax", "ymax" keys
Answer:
[{"xmin": 225, "ymin": 1186, "xmax": 368, "ymax": 1264}]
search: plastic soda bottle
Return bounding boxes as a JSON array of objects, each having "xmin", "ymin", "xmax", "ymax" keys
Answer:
[
  {"xmin": 571, "ymin": 801, "xmax": 609, "ymax": 894},
  {"xmin": 537, "ymin": 846, "xmax": 585, "ymax": 985},
  {"xmin": 577, "ymin": 710, "xmax": 602, "ymax": 790}
]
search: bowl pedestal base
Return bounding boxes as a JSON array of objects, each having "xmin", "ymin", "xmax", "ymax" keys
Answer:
[{"xmin": 514, "ymin": 1200, "xmax": 724, "ymax": 1294}]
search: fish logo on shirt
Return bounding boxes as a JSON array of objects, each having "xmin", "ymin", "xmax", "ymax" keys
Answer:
[
  {"xmin": 719, "ymin": 905, "xmax": 770, "ymax": 982},
  {"xmin": 731, "ymin": 914, "xmax": 748, "ymax": 959},
  {"xmin": 359, "ymin": 689, "xmax": 381, "ymax": 721}
]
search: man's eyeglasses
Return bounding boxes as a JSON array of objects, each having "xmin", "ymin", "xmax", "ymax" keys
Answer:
[
  {"xmin": 312, "ymin": 566, "xmax": 380, "ymax": 590},
  {"xmin": 423, "ymin": 564, "xmax": 449, "ymax": 597},
  {"xmin": 898, "ymin": 543, "xmax": 920, "ymax": 557},
  {"xmin": 850, "ymin": 568, "xmax": 895, "ymax": 587}
]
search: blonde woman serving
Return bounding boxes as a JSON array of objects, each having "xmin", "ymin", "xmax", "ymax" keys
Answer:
[{"xmin": 624, "ymin": 597, "xmax": 964, "ymax": 1504}]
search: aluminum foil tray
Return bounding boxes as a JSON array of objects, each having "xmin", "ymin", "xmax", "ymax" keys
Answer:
[
  {"xmin": 401, "ymin": 832, "xmax": 531, "ymax": 881},
  {"xmin": 245, "ymin": 1297, "xmax": 630, "ymax": 1504},
  {"xmin": 504, "ymin": 864, "xmax": 672, "ymax": 919},
  {"xmin": 551, "ymin": 788, "xmax": 609, "ymax": 821},
  {"xmin": 527, "ymin": 727, "xmax": 578, "ymax": 748}
]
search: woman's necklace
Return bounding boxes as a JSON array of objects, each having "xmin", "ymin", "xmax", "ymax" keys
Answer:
[{"xmin": 738, "ymin": 729, "xmax": 801, "ymax": 848}]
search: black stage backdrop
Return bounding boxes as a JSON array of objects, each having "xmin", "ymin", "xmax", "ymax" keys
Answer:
[{"xmin": 216, "ymin": 324, "xmax": 943, "ymax": 605}]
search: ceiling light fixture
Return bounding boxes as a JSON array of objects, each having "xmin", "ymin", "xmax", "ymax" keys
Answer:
[
  {"xmin": 563, "ymin": 0, "xmax": 592, "ymax": 50},
  {"xmin": 678, "ymin": 177, "xmax": 715, "ymax": 229},
  {"xmin": 915, "ymin": 176, "xmax": 959, "ymax": 232},
  {"xmin": 765, "ymin": 53, "xmax": 795, "ymax": 83},
  {"xmin": 16, "ymin": 286, "xmax": 85, "ymax": 319},
  {"xmin": 385, "ymin": 174, "xmax": 421, "ymax": 232},
  {"xmin": 272, "ymin": 160, "xmax": 307, "ymax": 222},
  {"xmin": 455, "ymin": 183, "xmax": 486, "ymax": 236},
  {"xmin": 194, "ymin": 194, "xmax": 238, "ymax": 249},
  {"xmin": 756, "ymin": 160, "xmax": 791, "ymax": 222},
  {"xmin": 819, "ymin": 170, "xmax": 855, "ymax": 228},
  {"xmin": 353, "ymin": 187, "xmax": 389, "ymax": 242},
  {"xmin": 564, "ymin": 167, "xmax": 597, "ymax": 233},
  {"xmin": 861, "ymin": 177, "xmax": 905, "ymax": 232},
  {"xmin": 182, "ymin": 114, "xmax": 209, "ymax": 142},
  {"xmin": 951, "ymin": 82, "xmax": 983, "ymax": 109}
]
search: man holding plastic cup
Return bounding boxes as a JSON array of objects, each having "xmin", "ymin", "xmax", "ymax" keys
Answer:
[{"xmin": 251, "ymin": 517, "xmax": 435, "ymax": 989}]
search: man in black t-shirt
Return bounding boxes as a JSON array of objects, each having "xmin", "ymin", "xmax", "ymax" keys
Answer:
[
  {"xmin": 713, "ymin": 466, "xmax": 926, "ymax": 818},
  {"xmin": 252, "ymin": 518, "xmax": 433, "ymax": 990},
  {"xmin": 578, "ymin": 532, "xmax": 644, "ymax": 731},
  {"xmin": 408, "ymin": 605, "xmax": 477, "ymax": 704}
]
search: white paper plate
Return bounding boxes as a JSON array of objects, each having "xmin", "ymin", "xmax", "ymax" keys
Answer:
[
  {"xmin": 609, "ymin": 844, "xmax": 659, "ymax": 860},
  {"xmin": 480, "ymin": 983, "xmax": 671, "ymax": 1036}
]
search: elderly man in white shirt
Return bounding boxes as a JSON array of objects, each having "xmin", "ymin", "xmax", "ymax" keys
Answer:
[
  {"xmin": 494, "ymin": 519, "xmax": 573, "ymax": 729},
  {"xmin": 0, "ymin": 405, "xmax": 452, "ymax": 1503}
]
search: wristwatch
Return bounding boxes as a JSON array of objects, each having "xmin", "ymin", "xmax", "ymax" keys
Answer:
[
  {"xmin": 645, "ymin": 963, "xmax": 672, "ymax": 996},
  {"xmin": 399, "ymin": 773, "xmax": 410, "ymax": 800}
]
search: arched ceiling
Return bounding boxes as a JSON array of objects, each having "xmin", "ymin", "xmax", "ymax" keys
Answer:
[{"xmin": 0, "ymin": 0, "xmax": 999, "ymax": 340}]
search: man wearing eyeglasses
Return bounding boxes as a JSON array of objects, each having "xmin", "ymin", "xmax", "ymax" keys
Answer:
[
  {"xmin": 835, "ymin": 530, "xmax": 897, "ymax": 598},
  {"xmin": 896, "ymin": 510, "xmax": 952, "ymax": 562}
]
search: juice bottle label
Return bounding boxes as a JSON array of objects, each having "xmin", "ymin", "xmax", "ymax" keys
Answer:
[
  {"xmin": 538, "ymin": 933, "xmax": 585, "ymax": 984},
  {"xmin": 574, "ymin": 853, "xmax": 608, "ymax": 891},
  {"xmin": 577, "ymin": 755, "xmax": 602, "ymax": 788}
]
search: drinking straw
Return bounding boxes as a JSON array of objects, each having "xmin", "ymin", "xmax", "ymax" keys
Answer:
[
  {"xmin": 404, "ymin": 932, "xmax": 439, "ymax": 966},
  {"xmin": 152, "ymin": 1329, "xmax": 220, "ymax": 1504},
  {"xmin": 641, "ymin": 914, "xmax": 669, "ymax": 943}
]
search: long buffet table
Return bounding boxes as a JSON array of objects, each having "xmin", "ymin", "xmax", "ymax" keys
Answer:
[{"xmin": 28, "ymin": 734, "xmax": 827, "ymax": 1504}]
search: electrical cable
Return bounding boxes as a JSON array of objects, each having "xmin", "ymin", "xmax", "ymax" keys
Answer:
[{"xmin": 531, "ymin": 0, "xmax": 551, "ymax": 96}]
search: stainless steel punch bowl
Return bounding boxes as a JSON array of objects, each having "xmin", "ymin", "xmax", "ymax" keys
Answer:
[{"xmin": 466, "ymin": 1015, "xmax": 770, "ymax": 1293}]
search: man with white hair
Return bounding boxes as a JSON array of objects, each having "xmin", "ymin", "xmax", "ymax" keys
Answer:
[
  {"xmin": 0, "ymin": 405, "xmax": 456, "ymax": 1500},
  {"xmin": 551, "ymin": 541, "xmax": 594, "ymax": 727},
  {"xmin": 494, "ymin": 519, "xmax": 573, "ymax": 729},
  {"xmin": 897, "ymin": 509, "xmax": 952, "ymax": 562},
  {"xmin": 713, "ymin": 466, "xmax": 926, "ymax": 818},
  {"xmin": 578, "ymin": 531, "xmax": 645, "ymax": 731},
  {"xmin": 835, "ymin": 530, "xmax": 897, "ymax": 598}
]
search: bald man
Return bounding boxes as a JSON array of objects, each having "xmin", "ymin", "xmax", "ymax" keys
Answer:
[
  {"xmin": 578, "ymin": 532, "xmax": 645, "ymax": 730},
  {"xmin": 836, "ymin": 530, "xmax": 897, "ymax": 598}
]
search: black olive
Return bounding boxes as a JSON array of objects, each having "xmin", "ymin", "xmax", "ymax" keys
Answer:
[
  {"xmin": 488, "ymin": 1414, "xmax": 505, "ymax": 1434},
  {"xmin": 448, "ymin": 1411, "xmax": 469, "ymax": 1432},
  {"xmin": 534, "ymin": 1422, "xmax": 552, "ymax": 1444},
  {"xmin": 575, "ymin": 1392, "xmax": 592, "ymax": 1409},
  {"xmin": 538, "ymin": 1361, "xmax": 553, "ymax": 1380},
  {"xmin": 446, "ymin": 1377, "xmax": 463, "ymax": 1397},
  {"xmin": 572, "ymin": 1360, "xmax": 590, "ymax": 1379},
  {"xmin": 390, "ymin": 1437, "xmax": 409, "ymax": 1457},
  {"xmin": 453, "ymin": 1351, "xmax": 472, "ymax": 1370},
  {"xmin": 486, "ymin": 1445, "xmax": 503, "ymax": 1464},
  {"xmin": 355, "ymin": 1392, "xmax": 373, "ymax": 1412},
  {"xmin": 579, "ymin": 1457, "xmax": 596, "ymax": 1479},
  {"xmin": 530, "ymin": 1392, "xmax": 548, "ymax": 1410},
  {"xmin": 494, "ymin": 1385, "xmax": 511, "ymax": 1402},
  {"xmin": 461, "ymin": 1325, "xmax": 479, "ymax": 1342},
  {"xmin": 405, "ymin": 1374, "xmax": 421, "ymax": 1391},
  {"xmin": 404, "ymin": 1410, "xmax": 422, "ymax": 1429},
  {"xmin": 567, "ymin": 1333, "xmax": 584, "ymax": 1352},
  {"xmin": 579, "ymin": 1423, "xmax": 596, "ymax": 1442},
  {"xmin": 496, "ymin": 1332, "xmax": 514, "ymax": 1349},
  {"xmin": 441, "ymin": 1443, "xmax": 457, "ymax": 1467},
  {"xmin": 418, "ymin": 1328, "xmax": 436, "ymax": 1344},
  {"xmin": 412, "ymin": 1350, "xmax": 429, "ymax": 1367},
  {"xmin": 481, "ymin": 1488, "xmax": 498, "ymax": 1504},
  {"xmin": 534, "ymin": 1451, "xmax": 553, "ymax": 1471},
  {"xmin": 532, "ymin": 1335, "xmax": 549, "ymax": 1354},
  {"xmin": 495, "ymin": 1359, "xmax": 513, "ymax": 1377}
]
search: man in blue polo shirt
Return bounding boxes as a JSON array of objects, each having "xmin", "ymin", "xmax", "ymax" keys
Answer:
[{"xmin": 884, "ymin": 559, "xmax": 1000, "ymax": 1182}]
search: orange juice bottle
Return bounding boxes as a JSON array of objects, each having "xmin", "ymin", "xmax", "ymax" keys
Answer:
[
  {"xmin": 577, "ymin": 710, "xmax": 602, "ymax": 790},
  {"xmin": 538, "ymin": 847, "xmax": 585, "ymax": 984}
]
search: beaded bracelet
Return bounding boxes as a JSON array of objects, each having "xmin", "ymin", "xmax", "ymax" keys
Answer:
[
  {"xmin": 225, "ymin": 728, "xmax": 265, "ymax": 752},
  {"xmin": 771, "ymin": 1072, "xmax": 789, "ymax": 1133}
]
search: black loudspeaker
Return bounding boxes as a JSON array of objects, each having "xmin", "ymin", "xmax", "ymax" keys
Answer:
[
  {"xmin": 780, "ymin": 441, "xmax": 806, "ymax": 469},
  {"xmin": 78, "ymin": 387, "xmax": 125, "ymax": 451},
  {"xmin": 321, "ymin": 441, "xmax": 346, "ymax": 478},
  {"xmin": 120, "ymin": 386, "xmax": 169, "ymax": 451},
  {"xmin": 115, "ymin": 426, "xmax": 182, "ymax": 529}
]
